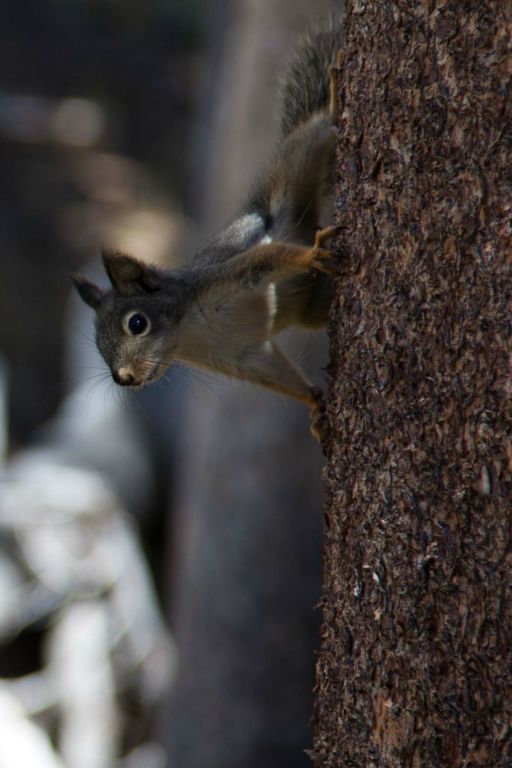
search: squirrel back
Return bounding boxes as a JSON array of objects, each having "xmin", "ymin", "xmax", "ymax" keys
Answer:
[
  {"xmin": 277, "ymin": 18, "xmax": 343, "ymax": 138},
  {"xmin": 193, "ymin": 19, "xmax": 343, "ymax": 266}
]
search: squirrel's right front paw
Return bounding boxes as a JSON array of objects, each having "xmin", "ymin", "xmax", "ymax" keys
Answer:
[
  {"xmin": 314, "ymin": 225, "xmax": 342, "ymax": 249},
  {"xmin": 307, "ymin": 225, "xmax": 343, "ymax": 275},
  {"xmin": 309, "ymin": 387, "xmax": 329, "ymax": 443},
  {"xmin": 308, "ymin": 248, "xmax": 338, "ymax": 276}
]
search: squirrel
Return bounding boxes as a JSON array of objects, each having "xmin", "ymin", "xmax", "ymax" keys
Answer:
[{"xmin": 72, "ymin": 23, "xmax": 342, "ymax": 440}]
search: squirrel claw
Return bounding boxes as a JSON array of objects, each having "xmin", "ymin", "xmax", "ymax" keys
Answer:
[
  {"xmin": 328, "ymin": 65, "xmax": 341, "ymax": 123},
  {"xmin": 314, "ymin": 225, "xmax": 342, "ymax": 249}
]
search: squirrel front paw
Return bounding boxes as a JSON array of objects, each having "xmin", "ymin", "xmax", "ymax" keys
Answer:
[
  {"xmin": 309, "ymin": 386, "xmax": 329, "ymax": 443},
  {"xmin": 306, "ymin": 225, "xmax": 342, "ymax": 275},
  {"xmin": 314, "ymin": 225, "xmax": 341, "ymax": 249}
]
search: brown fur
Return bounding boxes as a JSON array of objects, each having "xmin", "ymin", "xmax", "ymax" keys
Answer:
[{"xmin": 73, "ymin": 24, "xmax": 342, "ymax": 440}]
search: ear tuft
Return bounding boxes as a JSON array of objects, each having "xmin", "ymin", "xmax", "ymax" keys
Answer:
[
  {"xmin": 101, "ymin": 249, "xmax": 162, "ymax": 296},
  {"xmin": 71, "ymin": 274, "xmax": 104, "ymax": 310}
]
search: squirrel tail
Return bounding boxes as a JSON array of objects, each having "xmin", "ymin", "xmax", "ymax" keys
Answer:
[{"xmin": 277, "ymin": 16, "xmax": 344, "ymax": 138}]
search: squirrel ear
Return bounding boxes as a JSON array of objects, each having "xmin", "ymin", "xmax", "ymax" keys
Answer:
[
  {"xmin": 101, "ymin": 250, "xmax": 162, "ymax": 296},
  {"xmin": 71, "ymin": 274, "xmax": 104, "ymax": 310}
]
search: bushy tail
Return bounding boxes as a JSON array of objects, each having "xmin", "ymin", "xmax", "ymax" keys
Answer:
[{"xmin": 277, "ymin": 17, "xmax": 344, "ymax": 138}]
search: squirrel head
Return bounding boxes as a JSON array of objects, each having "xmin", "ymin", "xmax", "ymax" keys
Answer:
[{"xmin": 72, "ymin": 251, "xmax": 186, "ymax": 387}]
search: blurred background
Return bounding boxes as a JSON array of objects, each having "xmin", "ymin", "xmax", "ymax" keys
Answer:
[{"xmin": 0, "ymin": 0, "xmax": 336, "ymax": 766}]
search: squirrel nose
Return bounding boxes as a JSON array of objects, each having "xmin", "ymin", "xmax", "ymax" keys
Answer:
[{"xmin": 113, "ymin": 367, "xmax": 135, "ymax": 386}]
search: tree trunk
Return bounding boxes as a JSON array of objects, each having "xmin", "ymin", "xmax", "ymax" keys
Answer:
[{"xmin": 314, "ymin": 3, "xmax": 512, "ymax": 767}]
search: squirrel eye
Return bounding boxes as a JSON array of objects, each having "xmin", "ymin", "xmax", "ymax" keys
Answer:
[{"xmin": 124, "ymin": 311, "xmax": 150, "ymax": 336}]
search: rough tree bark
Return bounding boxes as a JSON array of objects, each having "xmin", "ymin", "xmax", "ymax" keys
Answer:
[{"xmin": 315, "ymin": 2, "xmax": 512, "ymax": 767}]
